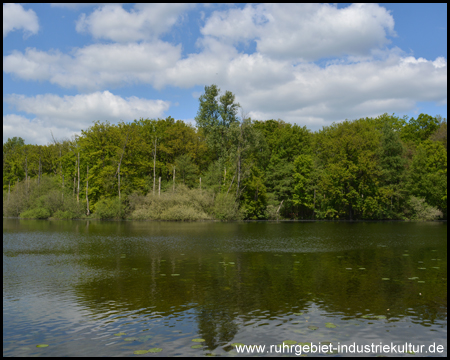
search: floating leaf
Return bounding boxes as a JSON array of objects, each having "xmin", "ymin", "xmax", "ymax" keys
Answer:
[
  {"xmin": 308, "ymin": 325, "xmax": 318, "ymax": 330},
  {"xmin": 231, "ymin": 343, "xmax": 245, "ymax": 347},
  {"xmin": 171, "ymin": 274, "xmax": 180, "ymax": 276},
  {"xmin": 359, "ymin": 268, "xmax": 366, "ymax": 270},
  {"xmin": 36, "ymin": 344, "xmax": 49, "ymax": 348},
  {"xmin": 191, "ymin": 344, "xmax": 203, "ymax": 349},
  {"xmin": 408, "ymin": 277, "xmax": 419, "ymax": 280},
  {"xmin": 375, "ymin": 315, "xmax": 386, "ymax": 319},
  {"xmin": 147, "ymin": 348, "xmax": 163, "ymax": 353},
  {"xmin": 134, "ymin": 350, "xmax": 148, "ymax": 355},
  {"xmin": 283, "ymin": 340, "xmax": 297, "ymax": 345},
  {"xmin": 417, "ymin": 281, "xmax": 425, "ymax": 283},
  {"xmin": 124, "ymin": 337, "xmax": 138, "ymax": 341},
  {"xmin": 294, "ymin": 312, "xmax": 303, "ymax": 316},
  {"xmin": 325, "ymin": 322, "xmax": 337, "ymax": 328},
  {"xmin": 381, "ymin": 278, "xmax": 390, "ymax": 280},
  {"xmin": 228, "ymin": 262, "xmax": 235, "ymax": 265},
  {"xmin": 418, "ymin": 268, "xmax": 426, "ymax": 270},
  {"xmin": 298, "ymin": 342, "xmax": 312, "ymax": 346},
  {"xmin": 192, "ymin": 339, "xmax": 206, "ymax": 342},
  {"xmin": 114, "ymin": 332, "xmax": 126, "ymax": 336}
]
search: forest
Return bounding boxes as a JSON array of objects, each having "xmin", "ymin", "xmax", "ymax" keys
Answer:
[{"xmin": 3, "ymin": 85, "xmax": 447, "ymax": 221}]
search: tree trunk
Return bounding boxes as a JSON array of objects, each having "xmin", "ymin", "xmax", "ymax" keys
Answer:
[
  {"xmin": 77, "ymin": 152, "xmax": 80, "ymax": 203},
  {"xmin": 86, "ymin": 165, "xmax": 90, "ymax": 216},
  {"xmin": 173, "ymin": 167, "xmax": 175, "ymax": 192},
  {"xmin": 153, "ymin": 138, "xmax": 157, "ymax": 196},
  {"xmin": 158, "ymin": 177, "xmax": 161, "ymax": 196}
]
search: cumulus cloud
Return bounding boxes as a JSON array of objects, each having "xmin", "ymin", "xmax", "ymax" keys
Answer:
[
  {"xmin": 3, "ymin": 42, "xmax": 181, "ymax": 91},
  {"xmin": 3, "ymin": 91, "xmax": 171, "ymax": 144},
  {"xmin": 76, "ymin": 4, "xmax": 193, "ymax": 42},
  {"xmin": 3, "ymin": 3, "xmax": 39, "ymax": 38},
  {"xmin": 202, "ymin": 3, "xmax": 395, "ymax": 61}
]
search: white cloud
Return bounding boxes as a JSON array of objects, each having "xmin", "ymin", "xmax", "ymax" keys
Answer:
[
  {"xmin": 76, "ymin": 4, "xmax": 193, "ymax": 42},
  {"xmin": 3, "ymin": 42, "xmax": 181, "ymax": 91},
  {"xmin": 3, "ymin": 3, "xmax": 39, "ymax": 38},
  {"xmin": 202, "ymin": 3, "xmax": 395, "ymax": 61},
  {"xmin": 4, "ymin": 91, "xmax": 171, "ymax": 144}
]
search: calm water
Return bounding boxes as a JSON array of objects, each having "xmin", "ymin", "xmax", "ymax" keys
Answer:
[{"xmin": 3, "ymin": 219, "xmax": 447, "ymax": 356}]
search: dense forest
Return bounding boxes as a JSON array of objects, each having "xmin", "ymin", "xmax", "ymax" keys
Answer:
[{"xmin": 3, "ymin": 85, "xmax": 447, "ymax": 221}]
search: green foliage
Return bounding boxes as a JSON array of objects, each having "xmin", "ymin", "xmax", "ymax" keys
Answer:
[
  {"xmin": 213, "ymin": 193, "xmax": 243, "ymax": 221},
  {"xmin": 2, "ymin": 85, "xmax": 446, "ymax": 221},
  {"xmin": 93, "ymin": 197, "xmax": 125, "ymax": 219},
  {"xmin": 20, "ymin": 207, "xmax": 51, "ymax": 219},
  {"xmin": 130, "ymin": 185, "xmax": 213, "ymax": 221},
  {"xmin": 401, "ymin": 113, "xmax": 440, "ymax": 145},
  {"xmin": 407, "ymin": 196, "xmax": 443, "ymax": 221}
]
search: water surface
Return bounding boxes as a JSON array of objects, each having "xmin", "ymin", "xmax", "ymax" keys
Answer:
[{"xmin": 3, "ymin": 220, "xmax": 447, "ymax": 356}]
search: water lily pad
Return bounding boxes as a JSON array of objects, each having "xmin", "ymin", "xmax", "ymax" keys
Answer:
[
  {"xmin": 124, "ymin": 337, "xmax": 138, "ymax": 341},
  {"xmin": 192, "ymin": 338, "xmax": 206, "ymax": 342},
  {"xmin": 294, "ymin": 312, "xmax": 303, "ymax": 316},
  {"xmin": 231, "ymin": 343, "xmax": 245, "ymax": 347},
  {"xmin": 171, "ymin": 274, "xmax": 180, "ymax": 276},
  {"xmin": 147, "ymin": 348, "xmax": 163, "ymax": 353},
  {"xmin": 408, "ymin": 277, "xmax": 419, "ymax": 280},
  {"xmin": 114, "ymin": 332, "xmax": 126, "ymax": 336},
  {"xmin": 418, "ymin": 267, "xmax": 426, "ymax": 270},
  {"xmin": 308, "ymin": 325, "xmax": 318, "ymax": 330},
  {"xmin": 191, "ymin": 344, "xmax": 203, "ymax": 349},
  {"xmin": 134, "ymin": 350, "xmax": 148, "ymax": 355},
  {"xmin": 381, "ymin": 278, "xmax": 390, "ymax": 280},
  {"xmin": 36, "ymin": 344, "xmax": 49, "ymax": 348},
  {"xmin": 359, "ymin": 268, "xmax": 366, "ymax": 270},
  {"xmin": 325, "ymin": 322, "xmax": 337, "ymax": 328},
  {"xmin": 298, "ymin": 342, "xmax": 312, "ymax": 346},
  {"xmin": 417, "ymin": 281, "xmax": 425, "ymax": 283},
  {"xmin": 228, "ymin": 262, "xmax": 235, "ymax": 265},
  {"xmin": 283, "ymin": 340, "xmax": 298, "ymax": 345},
  {"xmin": 375, "ymin": 315, "xmax": 386, "ymax": 319}
]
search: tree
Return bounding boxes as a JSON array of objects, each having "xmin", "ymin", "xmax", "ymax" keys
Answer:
[{"xmin": 401, "ymin": 113, "xmax": 440, "ymax": 145}]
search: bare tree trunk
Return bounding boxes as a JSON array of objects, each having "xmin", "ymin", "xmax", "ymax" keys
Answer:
[
  {"xmin": 158, "ymin": 177, "xmax": 161, "ymax": 196},
  {"xmin": 200, "ymin": 177, "xmax": 201, "ymax": 192},
  {"xmin": 173, "ymin": 167, "xmax": 175, "ymax": 192},
  {"xmin": 227, "ymin": 174, "xmax": 236, "ymax": 195},
  {"xmin": 62, "ymin": 175, "xmax": 64, "ymax": 204},
  {"xmin": 313, "ymin": 188, "xmax": 316, "ymax": 220},
  {"xmin": 8, "ymin": 180, "xmax": 10, "ymax": 203},
  {"xmin": 153, "ymin": 138, "xmax": 157, "ymax": 196},
  {"xmin": 86, "ymin": 165, "xmax": 90, "ymax": 216},
  {"xmin": 77, "ymin": 152, "xmax": 80, "ymax": 203},
  {"xmin": 276, "ymin": 199, "xmax": 284, "ymax": 221},
  {"xmin": 117, "ymin": 128, "xmax": 130, "ymax": 202},
  {"xmin": 25, "ymin": 154, "xmax": 28, "ymax": 200},
  {"xmin": 38, "ymin": 154, "xmax": 41, "ymax": 185}
]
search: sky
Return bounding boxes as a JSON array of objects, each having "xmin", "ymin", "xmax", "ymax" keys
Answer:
[{"xmin": 3, "ymin": 3, "xmax": 447, "ymax": 145}]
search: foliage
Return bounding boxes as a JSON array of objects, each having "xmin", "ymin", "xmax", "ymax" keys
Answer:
[
  {"xmin": 407, "ymin": 196, "xmax": 443, "ymax": 221},
  {"xmin": 3, "ymin": 84, "xmax": 447, "ymax": 221}
]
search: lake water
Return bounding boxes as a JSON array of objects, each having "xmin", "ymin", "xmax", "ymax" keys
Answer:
[{"xmin": 3, "ymin": 219, "xmax": 447, "ymax": 356}]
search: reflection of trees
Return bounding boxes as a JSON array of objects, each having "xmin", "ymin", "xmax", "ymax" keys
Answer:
[{"xmin": 4, "ymin": 220, "xmax": 447, "ymax": 332}]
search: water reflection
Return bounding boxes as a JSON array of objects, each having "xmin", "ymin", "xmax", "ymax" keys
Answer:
[{"xmin": 3, "ymin": 219, "xmax": 447, "ymax": 356}]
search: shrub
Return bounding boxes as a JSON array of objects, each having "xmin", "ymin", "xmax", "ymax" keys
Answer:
[
  {"xmin": 19, "ymin": 207, "xmax": 51, "ymax": 219},
  {"xmin": 407, "ymin": 196, "xmax": 443, "ymax": 221},
  {"xmin": 94, "ymin": 197, "xmax": 125, "ymax": 219},
  {"xmin": 214, "ymin": 193, "xmax": 243, "ymax": 220}
]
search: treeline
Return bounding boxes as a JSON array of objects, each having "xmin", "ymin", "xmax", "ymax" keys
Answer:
[{"xmin": 3, "ymin": 85, "xmax": 447, "ymax": 221}]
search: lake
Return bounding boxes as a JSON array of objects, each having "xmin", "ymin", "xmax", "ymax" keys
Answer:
[{"xmin": 3, "ymin": 219, "xmax": 447, "ymax": 356}]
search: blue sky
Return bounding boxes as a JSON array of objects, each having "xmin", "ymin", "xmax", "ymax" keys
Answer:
[{"xmin": 3, "ymin": 3, "xmax": 447, "ymax": 145}]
